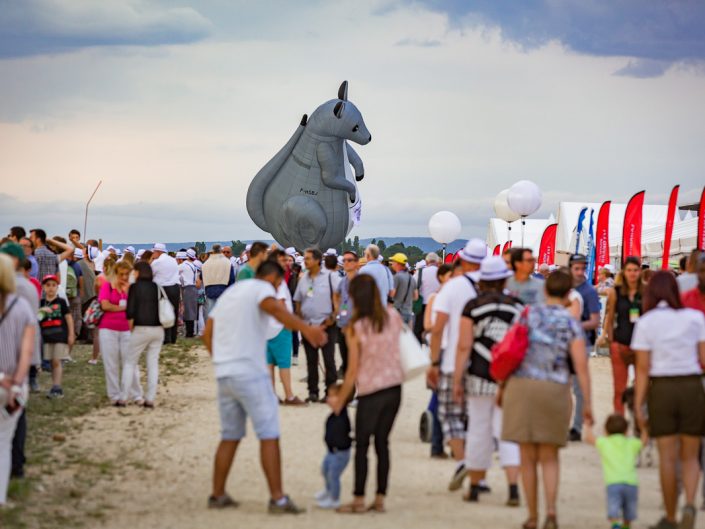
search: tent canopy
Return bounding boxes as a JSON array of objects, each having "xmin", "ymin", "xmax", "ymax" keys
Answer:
[{"xmin": 610, "ymin": 216, "xmax": 698, "ymax": 258}]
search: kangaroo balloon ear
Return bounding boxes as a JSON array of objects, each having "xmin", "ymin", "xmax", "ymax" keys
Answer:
[
  {"xmin": 334, "ymin": 101, "xmax": 345, "ymax": 119},
  {"xmin": 300, "ymin": 114, "xmax": 308, "ymax": 126},
  {"xmin": 338, "ymin": 81, "xmax": 348, "ymax": 101}
]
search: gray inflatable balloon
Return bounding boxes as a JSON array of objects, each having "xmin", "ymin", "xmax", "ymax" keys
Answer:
[{"xmin": 246, "ymin": 81, "xmax": 371, "ymax": 251}]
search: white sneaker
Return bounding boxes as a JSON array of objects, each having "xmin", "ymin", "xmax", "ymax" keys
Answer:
[
  {"xmin": 314, "ymin": 490, "xmax": 329, "ymax": 502},
  {"xmin": 292, "ymin": 356, "xmax": 299, "ymax": 366},
  {"xmin": 316, "ymin": 496, "xmax": 340, "ymax": 509}
]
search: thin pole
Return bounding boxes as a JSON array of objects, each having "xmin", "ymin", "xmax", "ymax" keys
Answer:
[
  {"xmin": 521, "ymin": 218, "xmax": 526, "ymax": 247},
  {"xmin": 84, "ymin": 180, "xmax": 102, "ymax": 241},
  {"xmin": 442, "ymin": 243, "xmax": 447, "ymax": 261}
]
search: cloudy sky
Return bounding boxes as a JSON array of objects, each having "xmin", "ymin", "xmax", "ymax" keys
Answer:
[{"xmin": 1, "ymin": 0, "xmax": 704, "ymax": 243}]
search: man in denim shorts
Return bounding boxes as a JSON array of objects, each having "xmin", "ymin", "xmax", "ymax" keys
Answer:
[{"xmin": 204, "ymin": 260, "xmax": 327, "ymax": 514}]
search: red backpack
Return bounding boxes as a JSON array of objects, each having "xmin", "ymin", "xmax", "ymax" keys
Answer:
[{"xmin": 490, "ymin": 306, "xmax": 530, "ymax": 382}]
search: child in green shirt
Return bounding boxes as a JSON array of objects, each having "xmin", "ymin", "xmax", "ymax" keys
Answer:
[{"xmin": 586, "ymin": 415, "xmax": 642, "ymax": 529}]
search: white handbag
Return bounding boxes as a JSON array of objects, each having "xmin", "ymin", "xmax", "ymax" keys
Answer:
[
  {"xmin": 157, "ymin": 286, "xmax": 176, "ymax": 329},
  {"xmin": 399, "ymin": 324, "xmax": 429, "ymax": 381}
]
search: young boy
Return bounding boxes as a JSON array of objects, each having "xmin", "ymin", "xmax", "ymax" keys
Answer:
[
  {"xmin": 38, "ymin": 274, "xmax": 74, "ymax": 398},
  {"xmin": 315, "ymin": 383, "xmax": 352, "ymax": 509},
  {"xmin": 585, "ymin": 415, "xmax": 642, "ymax": 529}
]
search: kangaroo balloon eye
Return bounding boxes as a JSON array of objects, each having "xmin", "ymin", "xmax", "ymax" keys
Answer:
[{"xmin": 352, "ymin": 125, "xmax": 359, "ymax": 132}]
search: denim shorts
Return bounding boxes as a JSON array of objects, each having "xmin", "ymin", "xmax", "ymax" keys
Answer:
[
  {"xmin": 217, "ymin": 375, "xmax": 280, "ymax": 441},
  {"xmin": 606, "ymin": 483, "xmax": 638, "ymax": 521}
]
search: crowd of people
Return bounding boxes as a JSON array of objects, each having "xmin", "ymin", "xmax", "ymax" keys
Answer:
[{"xmin": 1, "ymin": 224, "xmax": 704, "ymax": 529}]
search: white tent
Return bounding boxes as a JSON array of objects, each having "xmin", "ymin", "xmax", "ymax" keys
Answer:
[
  {"xmin": 610, "ymin": 216, "xmax": 698, "ymax": 258},
  {"xmin": 555, "ymin": 201, "xmax": 670, "ymax": 256},
  {"xmin": 486, "ymin": 216, "xmax": 554, "ymax": 255}
]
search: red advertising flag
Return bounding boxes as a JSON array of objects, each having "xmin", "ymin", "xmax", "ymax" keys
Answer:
[
  {"xmin": 622, "ymin": 190, "xmax": 645, "ymax": 264},
  {"xmin": 444, "ymin": 252, "xmax": 455, "ymax": 264},
  {"xmin": 538, "ymin": 224, "xmax": 558, "ymax": 265},
  {"xmin": 493, "ymin": 245, "xmax": 501, "ymax": 256},
  {"xmin": 594, "ymin": 201, "xmax": 611, "ymax": 280},
  {"xmin": 502, "ymin": 241, "xmax": 512, "ymax": 254},
  {"xmin": 698, "ymin": 186, "xmax": 705, "ymax": 251},
  {"xmin": 661, "ymin": 185, "xmax": 679, "ymax": 269}
]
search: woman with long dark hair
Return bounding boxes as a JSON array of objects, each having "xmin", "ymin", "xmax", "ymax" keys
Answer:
[
  {"xmin": 602, "ymin": 256, "xmax": 642, "ymax": 414},
  {"xmin": 335, "ymin": 274, "xmax": 404, "ymax": 514},
  {"xmin": 632, "ymin": 271, "xmax": 705, "ymax": 529}
]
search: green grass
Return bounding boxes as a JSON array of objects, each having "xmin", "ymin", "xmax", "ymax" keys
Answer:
[{"xmin": 1, "ymin": 337, "xmax": 202, "ymax": 529}]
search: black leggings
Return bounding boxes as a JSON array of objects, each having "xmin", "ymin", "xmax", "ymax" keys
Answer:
[
  {"xmin": 162, "ymin": 285, "xmax": 180, "ymax": 344},
  {"xmin": 354, "ymin": 385, "xmax": 402, "ymax": 497}
]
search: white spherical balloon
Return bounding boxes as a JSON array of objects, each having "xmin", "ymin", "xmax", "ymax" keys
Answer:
[
  {"xmin": 507, "ymin": 180, "xmax": 542, "ymax": 217},
  {"xmin": 428, "ymin": 211, "xmax": 462, "ymax": 244},
  {"xmin": 494, "ymin": 189, "xmax": 521, "ymax": 222}
]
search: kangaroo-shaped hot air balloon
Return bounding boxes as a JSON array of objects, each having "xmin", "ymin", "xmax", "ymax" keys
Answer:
[{"xmin": 246, "ymin": 81, "xmax": 371, "ymax": 250}]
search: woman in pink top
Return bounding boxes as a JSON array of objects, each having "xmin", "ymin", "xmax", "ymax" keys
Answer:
[
  {"xmin": 336, "ymin": 274, "xmax": 404, "ymax": 514},
  {"xmin": 98, "ymin": 260, "xmax": 142, "ymax": 406}
]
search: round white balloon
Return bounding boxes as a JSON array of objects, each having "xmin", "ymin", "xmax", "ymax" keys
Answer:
[
  {"xmin": 428, "ymin": 211, "xmax": 462, "ymax": 244},
  {"xmin": 507, "ymin": 180, "xmax": 542, "ymax": 217},
  {"xmin": 494, "ymin": 189, "xmax": 521, "ymax": 222}
]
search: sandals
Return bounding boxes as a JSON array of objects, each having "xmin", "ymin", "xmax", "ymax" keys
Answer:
[
  {"xmin": 367, "ymin": 503, "xmax": 385, "ymax": 513},
  {"xmin": 522, "ymin": 521, "xmax": 538, "ymax": 529},
  {"xmin": 543, "ymin": 515, "xmax": 558, "ymax": 529},
  {"xmin": 336, "ymin": 502, "xmax": 366, "ymax": 514}
]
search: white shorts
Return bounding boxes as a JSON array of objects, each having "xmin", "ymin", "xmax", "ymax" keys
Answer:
[{"xmin": 465, "ymin": 396, "xmax": 520, "ymax": 470}]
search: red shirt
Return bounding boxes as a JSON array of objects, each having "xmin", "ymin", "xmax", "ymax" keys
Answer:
[
  {"xmin": 682, "ymin": 288, "xmax": 705, "ymax": 316},
  {"xmin": 29, "ymin": 277, "xmax": 41, "ymax": 297}
]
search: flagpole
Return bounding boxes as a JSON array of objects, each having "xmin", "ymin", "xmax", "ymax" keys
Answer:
[{"xmin": 84, "ymin": 180, "xmax": 102, "ymax": 241}]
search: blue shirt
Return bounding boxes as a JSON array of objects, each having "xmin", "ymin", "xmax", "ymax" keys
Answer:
[
  {"xmin": 28, "ymin": 255, "xmax": 39, "ymax": 279},
  {"xmin": 359, "ymin": 261, "xmax": 394, "ymax": 306},
  {"xmin": 575, "ymin": 279, "xmax": 601, "ymax": 345}
]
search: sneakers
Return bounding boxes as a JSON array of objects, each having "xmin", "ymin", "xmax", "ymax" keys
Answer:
[
  {"xmin": 292, "ymin": 356, "xmax": 299, "ymax": 366},
  {"xmin": 680, "ymin": 505, "xmax": 697, "ymax": 529},
  {"xmin": 208, "ymin": 494, "xmax": 239, "ymax": 509},
  {"xmin": 47, "ymin": 386, "xmax": 64, "ymax": 399},
  {"xmin": 317, "ymin": 496, "xmax": 340, "ymax": 509},
  {"xmin": 268, "ymin": 495, "xmax": 305, "ymax": 514},
  {"xmin": 29, "ymin": 378, "xmax": 40, "ymax": 393},
  {"xmin": 314, "ymin": 490, "xmax": 329, "ymax": 502},
  {"xmin": 449, "ymin": 462, "xmax": 468, "ymax": 491},
  {"xmin": 87, "ymin": 359, "xmax": 99, "ymax": 365},
  {"xmin": 568, "ymin": 428, "xmax": 581, "ymax": 442},
  {"xmin": 648, "ymin": 517, "xmax": 678, "ymax": 529}
]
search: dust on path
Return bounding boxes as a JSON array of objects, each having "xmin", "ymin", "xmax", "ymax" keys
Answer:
[{"xmin": 56, "ymin": 350, "xmax": 663, "ymax": 529}]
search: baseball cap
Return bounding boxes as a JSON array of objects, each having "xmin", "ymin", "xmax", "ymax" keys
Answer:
[
  {"xmin": 458, "ymin": 238, "xmax": 487, "ymax": 264},
  {"xmin": 0, "ymin": 242, "xmax": 25, "ymax": 264},
  {"xmin": 324, "ymin": 248, "xmax": 338, "ymax": 257},
  {"xmin": 42, "ymin": 274, "xmax": 59, "ymax": 284},
  {"xmin": 569, "ymin": 254, "xmax": 588, "ymax": 266},
  {"xmin": 152, "ymin": 243, "xmax": 167, "ymax": 253},
  {"xmin": 245, "ymin": 244, "xmax": 252, "ymax": 252},
  {"xmin": 124, "ymin": 246, "xmax": 135, "ymax": 254},
  {"xmin": 74, "ymin": 248, "xmax": 84, "ymax": 259},
  {"xmin": 390, "ymin": 253, "xmax": 408, "ymax": 265},
  {"xmin": 285, "ymin": 247, "xmax": 297, "ymax": 257},
  {"xmin": 176, "ymin": 251, "xmax": 187, "ymax": 260},
  {"xmin": 479, "ymin": 256, "xmax": 513, "ymax": 281},
  {"xmin": 186, "ymin": 249, "xmax": 197, "ymax": 259}
]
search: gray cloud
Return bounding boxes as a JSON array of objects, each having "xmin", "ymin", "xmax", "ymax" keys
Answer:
[
  {"xmin": 404, "ymin": 0, "xmax": 705, "ymax": 77},
  {"xmin": 395, "ymin": 37, "xmax": 442, "ymax": 47},
  {"xmin": 0, "ymin": 0, "xmax": 212, "ymax": 58}
]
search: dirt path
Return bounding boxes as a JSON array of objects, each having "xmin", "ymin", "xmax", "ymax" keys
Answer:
[{"xmin": 57, "ymin": 350, "xmax": 663, "ymax": 529}]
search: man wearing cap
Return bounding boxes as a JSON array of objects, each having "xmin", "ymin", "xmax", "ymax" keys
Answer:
[
  {"xmin": 359, "ymin": 244, "xmax": 394, "ymax": 306},
  {"xmin": 66, "ymin": 249, "xmax": 85, "ymax": 342},
  {"xmin": 178, "ymin": 250, "xmax": 201, "ymax": 338},
  {"xmin": 453, "ymin": 256, "xmax": 521, "ymax": 505},
  {"xmin": 0, "ymin": 242, "xmax": 41, "ymax": 478},
  {"xmin": 151, "ymin": 243, "xmax": 181, "ymax": 344},
  {"xmin": 202, "ymin": 244, "xmax": 235, "ymax": 320},
  {"xmin": 390, "ymin": 253, "xmax": 418, "ymax": 325},
  {"xmin": 427, "ymin": 238, "xmax": 485, "ymax": 491},
  {"xmin": 506, "ymin": 248, "xmax": 545, "ymax": 306},
  {"xmin": 568, "ymin": 253, "xmax": 601, "ymax": 442}
]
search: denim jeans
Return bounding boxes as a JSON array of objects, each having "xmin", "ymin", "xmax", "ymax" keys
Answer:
[
  {"xmin": 606, "ymin": 483, "xmax": 638, "ymax": 521},
  {"xmin": 322, "ymin": 449, "xmax": 351, "ymax": 501},
  {"xmin": 572, "ymin": 376, "xmax": 584, "ymax": 433},
  {"xmin": 428, "ymin": 392, "xmax": 444, "ymax": 455}
]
